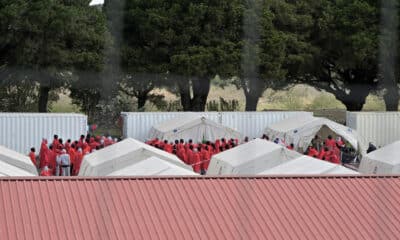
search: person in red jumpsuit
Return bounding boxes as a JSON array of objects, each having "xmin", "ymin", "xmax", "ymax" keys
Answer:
[
  {"xmin": 68, "ymin": 144, "xmax": 76, "ymax": 176},
  {"xmin": 163, "ymin": 140, "xmax": 173, "ymax": 153},
  {"xmin": 325, "ymin": 135, "xmax": 336, "ymax": 150},
  {"xmin": 73, "ymin": 148, "xmax": 84, "ymax": 175},
  {"xmin": 47, "ymin": 145, "xmax": 57, "ymax": 175},
  {"xmin": 318, "ymin": 147, "xmax": 328, "ymax": 160},
  {"xmin": 177, "ymin": 147, "xmax": 188, "ymax": 164},
  {"xmin": 39, "ymin": 139, "xmax": 48, "ymax": 169},
  {"xmin": 40, "ymin": 166, "xmax": 52, "ymax": 176},
  {"xmin": 307, "ymin": 146, "xmax": 319, "ymax": 158},
  {"xmin": 187, "ymin": 145, "xmax": 194, "ymax": 165},
  {"xmin": 191, "ymin": 148, "xmax": 201, "ymax": 173},
  {"xmin": 29, "ymin": 147, "xmax": 37, "ymax": 167},
  {"xmin": 325, "ymin": 150, "xmax": 340, "ymax": 164},
  {"xmin": 286, "ymin": 143, "xmax": 294, "ymax": 150},
  {"xmin": 52, "ymin": 135, "xmax": 59, "ymax": 151},
  {"xmin": 200, "ymin": 146, "xmax": 211, "ymax": 174}
]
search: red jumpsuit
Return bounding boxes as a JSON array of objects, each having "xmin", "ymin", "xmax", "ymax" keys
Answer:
[
  {"xmin": 40, "ymin": 169, "xmax": 52, "ymax": 176},
  {"xmin": 192, "ymin": 152, "xmax": 201, "ymax": 173},
  {"xmin": 29, "ymin": 152, "xmax": 36, "ymax": 166},
  {"xmin": 74, "ymin": 152, "xmax": 84, "ymax": 175},
  {"xmin": 325, "ymin": 139, "xmax": 336, "ymax": 150},
  {"xmin": 39, "ymin": 141, "xmax": 49, "ymax": 169},
  {"xmin": 177, "ymin": 148, "xmax": 188, "ymax": 164},
  {"xmin": 186, "ymin": 149, "xmax": 194, "ymax": 165},
  {"xmin": 318, "ymin": 149, "xmax": 326, "ymax": 160},
  {"xmin": 326, "ymin": 152, "xmax": 340, "ymax": 164},
  {"xmin": 200, "ymin": 149, "xmax": 211, "ymax": 171},
  {"xmin": 164, "ymin": 144, "xmax": 173, "ymax": 153},
  {"xmin": 307, "ymin": 147, "xmax": 319, "ymax": 158}
]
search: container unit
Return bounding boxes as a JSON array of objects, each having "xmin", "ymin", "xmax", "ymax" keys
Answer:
[
  {"xmin": 346, "ymin": 111, "xmax": 400, "ymax": 147},
  {"xmin": 0, "ymin": 113, "xmax": 87, "ymax": 154},
  {"xmin": 121, "ymin": 111, "xmax": 312, "ymax": 141}
]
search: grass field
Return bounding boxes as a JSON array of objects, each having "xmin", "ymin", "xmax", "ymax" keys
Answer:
[{"xmin": 50, "ymin": 84, "xmax": 388, "ymax": 131}]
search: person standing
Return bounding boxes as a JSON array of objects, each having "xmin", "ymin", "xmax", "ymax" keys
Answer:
[
  {"xmin": 29, "ymin": 148, "xmax": 37, "ymax": 167},
  {"xmin": 59, "ymin": 149, "xmax": 71, "ymax": 176}
]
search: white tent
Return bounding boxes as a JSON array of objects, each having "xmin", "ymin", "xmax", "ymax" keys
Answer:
[
  {"xmin": 78, "ymin": 138, "xmax": 197, "ymax": 176},
  {"xmin": 148, "ymin": 113, "xmax": 242, "ymax": 143},
  {"xmin": 260, "ymin": 156, "xmax": 359, "ymax": 175},
  {"xmin": 207, "ymin": 139, "xmax": 357, "ymax": 175},
  {"xmin": 359, "ymin": 141, "xmax": 400, "ymax": 174},
  {"xmin": 207, "ymin": 138, "xmax": 301, "ymax": 175},
  {"xmin": 264, "ymin": 115, "xmax": 367, "ymax": 154},
  {"xmin": 0, "ymin": 145, "xmax": 38, "ymax": 176}
]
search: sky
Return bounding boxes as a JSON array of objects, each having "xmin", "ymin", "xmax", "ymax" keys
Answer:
[{"xmin": 90, "ymin": 0, "xmax": 104, "ymax": 5}]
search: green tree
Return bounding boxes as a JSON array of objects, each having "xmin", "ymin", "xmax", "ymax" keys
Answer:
[
  {"xmin": 378, "ymin": 0, "xmax": 399, "ymax": 111},
  {"xmin": 289, "ymin": 0, "xmax": 380, "ymax": 111},
  {"xmin": 169, "ymin": 0, "xmax": 242, "ymax": 111},
  {"xmin": 0, "ymin": 0, "xmax": 108, "ymax": 112}
]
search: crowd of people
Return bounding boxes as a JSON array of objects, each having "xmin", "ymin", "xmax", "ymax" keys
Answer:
[
  {"xmin": 147, "ymin": 134, "xmax": 349, "ymax": 175},
  {"xmin": 28, "ymin": 134, "xmax": 118, "ymax": 176},
  {"xmin": 146, "ymin": 138, "xmax": 240, "ymax": 174},
  {"xmin": 262, "ymin": 134, "xmax": 347, "ymax": 164},
  {"xmin": 28, "ymin": 132, "xmax": 349, "ymax": 177}
]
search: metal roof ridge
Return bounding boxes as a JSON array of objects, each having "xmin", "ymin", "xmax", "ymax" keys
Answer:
[{"xmin": 0, "ymin": 174, "xmax": 399, "ymax": 181}]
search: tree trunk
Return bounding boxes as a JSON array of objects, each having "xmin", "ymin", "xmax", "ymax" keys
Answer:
[
  {"xmin": 137, "ymin": 92, "xmax": 147, "ymax": 110},
  {"xmin": 341, "ymin": 100, "xmax": 364, "ymax": 111},
  {"xmin": 333, "ymin": 82, "xmax": 371, "ymax": 111},
  {"xmin": 178, "ymin": 80, "xmax": 192, "ymax": 111},
  {"xmin": 38, "ymin": 86, "xmax": 50, "ymax": 112},
  {"xmin": 383, "ymin": 88, "xmax": 399, "ymax": 111},
  {"xmin": 191, "ymin": 77, "xmax": 211, "ymax": 111},
  {"xmin": 245, "ymin": 92, "xmax": 260, "ymax": 111}
]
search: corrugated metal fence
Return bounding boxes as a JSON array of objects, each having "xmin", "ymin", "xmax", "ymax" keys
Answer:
[
  {"xmin": 346, "ymin": 112, "xmax": 400, "ymax": 147},
  {"xmin": 0, "ymin": 113, "xmax": 87, "ymax": 154},
  {"xmin": 121, "ymin": 111, "xmax": 313, "ymax": 141}
]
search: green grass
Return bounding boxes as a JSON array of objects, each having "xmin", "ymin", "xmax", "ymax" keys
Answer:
[{"xmin": 50, "ymin": 93, "xmax": 81, "ymax": 113}]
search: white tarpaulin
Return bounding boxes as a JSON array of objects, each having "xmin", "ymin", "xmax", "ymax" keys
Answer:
[
  {"xmin": 359, "ymin": 141, "xmax": 400, "ymax": 174},
  {"xmin": 207, "ymin": 138, "xmax": 357, "ymax": 175},
  {"xmin": 207, "ymin": 138, "xmax": 301, "ymax": 175},
  {"xmin": 261, "ymin": 156, "xmax": 358, "ymax": 175},
  {"xmin": 0, "ymin": 145, "xmax": 38, "ymax": 176},
  {"xmin": 148, "ymin": 113, "xmax": 243, "ymax": 143},
  {"xmin": 264, "ymin": 115, "xmax": 366, "ymax": 154},
  {"xmin": 78, "ymin": 138, "xmax": 196, "ymax": 176}
]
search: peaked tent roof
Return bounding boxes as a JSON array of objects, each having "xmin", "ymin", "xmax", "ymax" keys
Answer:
[
  {"xmin": 78, "ymin": 138, "xmax": 196, "ymax": 176},
  {"xmin": 0, "ymin": 145, "xmax": 37, "ymax": 176},
  {"xmin": 148, "ymin": 113, "xmax": 242, "ymax": 143},
  {"xmin": 260, "ymin": 155, "xmax": 358, "ymax": 175},
  {"xmin": 207, "ymin": 139, "xmax": 357, "ymax": 175},
  {"xmin": 0, "ymin": 176, "xmax": 399, "ymax": 240},
  {"xmin": 264, "ymin": 115, "xmax": 367, "ymax": 153},
  {"xmin": 359, "ymin": 141, "xmax": 400, "ymax": 174}
]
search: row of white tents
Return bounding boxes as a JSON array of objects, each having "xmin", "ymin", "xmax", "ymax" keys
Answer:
[
  {"xmin": 78, "ymin": 138, "xmax": 358, "ymax": 176},
  {"xmin": 0, "ymin": 112, "xmax": 398, "ymax": 176},
  {"xmin": 149, "ymin": 113, "xmax": 367, "ymax": 154}
]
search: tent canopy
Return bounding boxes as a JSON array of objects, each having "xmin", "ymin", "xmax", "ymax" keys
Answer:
[
  {"xmin": 260, "ymin": 156, "xmax": 358, "ymax": 175},
  {"xmin": 148, "ymin": 113, "xmax": 242, "ymax": 143},
  {"xmin": 207, "ymin": 138, "xmax": 303, "ymax": 175},
  {"xmin": 264, "ymin": 115, "xmax": 366, "ymax": 153},
  {"xmin": 78, "ymin": 138, "xmax": 196, "ymax": 176},
  {"xmin": 207, "ymin": 138, "xmax": 357, "ymax": 175},
  {"xmin": 359, "ymin": 141, "xmax": 400, "ymax": 174},
  {"xmin": 0, "ymin": 145, "xmax": 37, "ymax": 176}
]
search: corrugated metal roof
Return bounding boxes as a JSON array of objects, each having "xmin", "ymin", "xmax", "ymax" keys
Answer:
[{"xmin": 0, "ymin": 175, "xmax": 399, "ymax": 240}]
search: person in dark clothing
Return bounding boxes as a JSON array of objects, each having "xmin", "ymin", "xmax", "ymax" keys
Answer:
[{"xmin": 366, "ymin": 142, "xmax": 377, "ymax": 154}]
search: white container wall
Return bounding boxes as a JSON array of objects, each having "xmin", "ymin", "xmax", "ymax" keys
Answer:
[
  {"xmin": 0, "ymin": 113, "xmax": 87, "ymax": 154},
  {"xmin": 346, "ymin": 112, "xmax": 400, "ymax": 147},
  {"xmin": 121, "ymin": 111, "xmax": 313, "ymax": 141}
]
